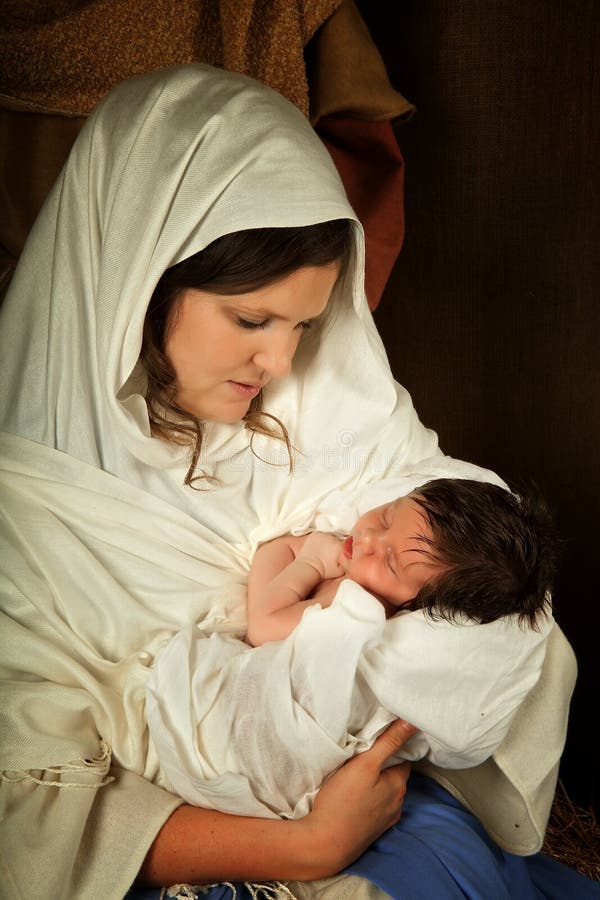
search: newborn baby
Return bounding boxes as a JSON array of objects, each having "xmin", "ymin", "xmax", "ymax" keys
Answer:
[{"xmin": 146, "ymin": 474, "xmax": 557, "ymax": 818}]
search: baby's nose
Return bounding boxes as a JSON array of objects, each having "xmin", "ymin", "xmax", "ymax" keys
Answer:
[{"xmin": 360, "ymin": 529, "xmax": 382, "ymax": 555}]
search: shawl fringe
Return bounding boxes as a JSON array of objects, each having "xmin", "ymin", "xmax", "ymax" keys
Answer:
[
  {"xmin": 163, "ymin": 882, "xmax": 297, "ymax": 899},
  {"xmin": 0, "ymin": 740, "xmax": 114, "ymax": 789}
]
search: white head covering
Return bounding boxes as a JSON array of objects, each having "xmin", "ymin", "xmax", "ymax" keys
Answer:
[
  {"xmin": 0, "ymin": 63, "xmax": 436, "ymax": 506},
  {"xmin": 0, "ymin": 65, "xmax": 576, "ymax": 857}
]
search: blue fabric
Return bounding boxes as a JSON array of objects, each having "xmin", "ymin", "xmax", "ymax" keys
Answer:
[
  {"xmin": 346, "ymin": 774, "xmax": 600, "ymax": 900},
  {"xmin": 128, "ymin": 774, "xmax": 600, "ymax": 900}
]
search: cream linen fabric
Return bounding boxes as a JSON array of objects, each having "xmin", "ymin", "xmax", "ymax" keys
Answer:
[
  {"xmin": 0, "ymin": 64, "xmax": 576, "ymax": 897},
  {"xmin": 146, "ymin": 458, "xmax": 553, "ymax": 818}
]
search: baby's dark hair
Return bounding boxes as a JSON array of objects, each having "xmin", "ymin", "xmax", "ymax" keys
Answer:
[{"xmin": 408, "ymin": 479, "xmax": 560, "ymax": 629}]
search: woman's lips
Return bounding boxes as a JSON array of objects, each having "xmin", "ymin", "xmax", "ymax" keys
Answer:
[
  {"xmin": 343, "ymin": 535, "xmax": 353, "ymax": 559},
  {"xmin": 227, "ymin": 380, "xmax": 263, "ymax": 398}
]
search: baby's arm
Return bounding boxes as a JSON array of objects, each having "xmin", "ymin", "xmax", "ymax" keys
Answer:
[{"xmin": 247, "ymin": 532, "xmax": 343, "ymax": 646}]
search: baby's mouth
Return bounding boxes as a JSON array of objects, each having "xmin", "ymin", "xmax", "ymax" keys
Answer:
[{"xmin": 343, "ymin": 535, "xmax": 353, "ymax": 559}]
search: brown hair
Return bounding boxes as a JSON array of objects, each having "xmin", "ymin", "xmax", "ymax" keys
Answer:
[
  {"xmin": 141, "ymin": 221, "xmax": 353, "ymax": 486},
  {"xmin": 408, "ymin": 478, "xmax": 560, "ymax": 628}
]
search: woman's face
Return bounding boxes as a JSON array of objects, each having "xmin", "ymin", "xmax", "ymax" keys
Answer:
[
  {"xmin": 164, "ymin": 263, "xmax": 340, "ymax": 423},
  {"xmin": 339, "ymin": 496, "xmax": 447, "ymax": 608}
]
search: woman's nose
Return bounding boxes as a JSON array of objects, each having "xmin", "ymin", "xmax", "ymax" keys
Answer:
[{"xmin": 253, "ymin": 334, "xmax": 298, "ymax": 379}]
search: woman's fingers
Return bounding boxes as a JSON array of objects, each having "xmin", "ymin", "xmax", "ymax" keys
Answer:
[
  {"xmin": 353, "ymin": 718, "xmax": 418, "ymax": 824},
  {"xmin": 361, "ymin": 719, "xmax": 418, "ymax": 772},
  {"xmin": 304, "ymin": 719, "xmax": 418, "ymax": 872}
]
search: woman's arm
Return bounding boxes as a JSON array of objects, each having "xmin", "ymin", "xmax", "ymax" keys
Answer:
[
  {"xmin": 247, "ymin": 533, "xmax": 343, "ymax": 646},
  {"xmin": 138, "ymin": 719, "xmax": 417, "ymax": 886}
]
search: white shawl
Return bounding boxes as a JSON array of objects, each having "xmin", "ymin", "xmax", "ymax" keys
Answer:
[{"xmin": 0, "ymin": 64, "xmax": 576, "ymax": 897}]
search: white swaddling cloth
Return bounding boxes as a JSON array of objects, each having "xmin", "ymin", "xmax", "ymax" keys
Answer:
[{"xmin": 146, "ymin": 459, "xmax": 553, "ymax": 819}]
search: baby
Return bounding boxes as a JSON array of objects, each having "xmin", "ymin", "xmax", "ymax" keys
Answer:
[
  {"xmin": 247, "ymin": 477, "xmax": 557, "ymax": 647},
  {"xmin": 146, "ymin": 475, "xmax": 559, "ymax": 819}
]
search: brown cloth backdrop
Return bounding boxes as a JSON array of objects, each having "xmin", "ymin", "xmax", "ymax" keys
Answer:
[
  {"xmin": 0, "ymin": 0, "xmax": 412, "ymax": 309},
  {"xmin": 358, "ymin": 0, "xmax": 600, "ymax": 817}
]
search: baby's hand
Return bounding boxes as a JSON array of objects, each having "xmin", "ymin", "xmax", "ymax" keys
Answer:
[{"xmin": 298, "ymin": 532, "xmax": 344, "ymax": 579}]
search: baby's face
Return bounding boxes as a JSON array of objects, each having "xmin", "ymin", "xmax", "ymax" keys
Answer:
[{"xmin": 338, "ymin": 495, "xmax": 446, "ymax": 608}]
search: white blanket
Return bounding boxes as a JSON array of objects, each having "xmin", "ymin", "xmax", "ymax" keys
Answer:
[{"xmin": 146, "ymin": 462, "xmax": 553, "ymax": 818}]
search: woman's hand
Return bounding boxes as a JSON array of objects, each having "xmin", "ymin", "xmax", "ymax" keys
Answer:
[
  {"xmin": 298, "ymin": 532, "xmax": 344, "ymax": 579},
  {"xmin": 139, "ymin": 719, "xmax": 417, "ymax": 886},
  {"xmin": 299, "ymin": 719, "xmax": 418, "ymax": 874}
]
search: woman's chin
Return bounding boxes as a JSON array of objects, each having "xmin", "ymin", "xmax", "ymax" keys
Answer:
[
  {"xmin": 194, "ymin": 409, "xmax": 249, "ymax": 425},
  {"xmin": 175, "ymin": 395, "xmax": 251, "ymax": 424},
  {"xmin": 211, "ymin": 399, "xmax": 253, "ymax": 424}
]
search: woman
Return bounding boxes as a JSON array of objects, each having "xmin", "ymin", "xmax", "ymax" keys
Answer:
[{"xmin": 0, "ymin": 65, "xmax": 595, "ymax": 899}]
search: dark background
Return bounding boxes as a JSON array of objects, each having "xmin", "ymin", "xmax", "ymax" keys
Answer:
[{"xmin": 357, "ymin": 0, "xmax": 600, "ymax": 814}]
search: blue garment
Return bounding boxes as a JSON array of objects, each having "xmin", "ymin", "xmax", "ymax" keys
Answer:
[
  {"xmin": 346, "ymin": 774, "xmax": 600, "ymax": 899},
  {"xmin": 129, "ymin": 774, "xmax": 600, "ymax": 900}
]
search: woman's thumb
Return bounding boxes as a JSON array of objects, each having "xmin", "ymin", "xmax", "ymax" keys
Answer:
[{"xmin": 367, "ymin": 719, "xmax": 418, "ymax": 766}]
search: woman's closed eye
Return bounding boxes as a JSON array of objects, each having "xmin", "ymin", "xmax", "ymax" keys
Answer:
[
  {"xmin": 235, "ymin": 316, "xmax": 313, "ymax": 331},
  {"xmin": 236, "ymin": 316, "xmax": 268, "ymax": 330}
]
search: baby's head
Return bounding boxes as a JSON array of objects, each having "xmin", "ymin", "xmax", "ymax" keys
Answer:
[{"xmin": 338, "ymin": 478, "xmax": 559, "ymax": 628}]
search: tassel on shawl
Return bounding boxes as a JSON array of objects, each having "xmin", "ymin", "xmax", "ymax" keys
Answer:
[
  {"xmin": 0, "ymin": 740, "xmax": 114, "ymax": 789},
  {"xmin": 162, "ymin": 881, "xmax": 298, "ymax": 899}
]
